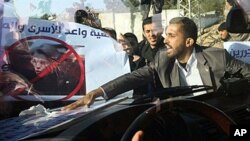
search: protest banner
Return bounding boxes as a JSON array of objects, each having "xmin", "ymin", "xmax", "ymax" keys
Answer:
[
  {"xmin": 224, "ymin": 41, "xmax": 250, "ymax": 64},
  {"xmin": 0, "ymin": 17, "xmax": 131, "ymax": 102}
]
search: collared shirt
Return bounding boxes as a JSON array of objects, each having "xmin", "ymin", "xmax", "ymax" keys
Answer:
[
  {"xmin": 175, "ymin": 48, "xmax": 204, "ymax": 96},
  {"xmin": 102, "ymin": 48, "xmax": 206, "ymax": 99}
]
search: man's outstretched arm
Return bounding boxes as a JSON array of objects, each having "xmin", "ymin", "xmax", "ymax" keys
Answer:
[{"xmin": 61, "ymin": 87, "xmax": 104, "ymax": 111}]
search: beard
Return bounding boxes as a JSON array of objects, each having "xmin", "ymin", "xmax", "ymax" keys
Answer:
[
  {"xmin": 165, "ymin": 44, "xmax": 185, "ymax": 60},
  {"xmin": 166, "ymin": 44, "xmax": 178, "ymax": 58}
]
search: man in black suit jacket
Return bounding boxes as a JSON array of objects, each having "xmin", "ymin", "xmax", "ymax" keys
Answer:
[{"xmin": 62, "ymin": 17, "xmax": 250, "ymax": 111}]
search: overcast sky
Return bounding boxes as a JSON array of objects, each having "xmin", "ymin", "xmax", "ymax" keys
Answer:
[{"xmin": 11, "ymin": 0, "xmax": 106, "ymax": 17}]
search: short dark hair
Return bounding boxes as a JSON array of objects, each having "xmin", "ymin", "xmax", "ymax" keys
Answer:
[
  {"xmin": 169, "ymin": 17, "xmax": 198, "ymax": 43},
  {"xmin": 142, "ymin": 16, "xmax": 162, "ymax": 31},
  {"xmin": 123, "ymin": 32, "xmax": 139, "ymax": 54},
  {"xmin": 218, "ymin": 22, "xmax": 227, "ymax": 31},
  {"xmin": 101, "ymin": 27, "xmax": 117, "ymax": 40},
  {"xmin": 74, "ymin": 9, "xmax": 88, "ymax": 24},
  {"xmin": 142, "ymin": 17, "xmax": 153, "ymax": 31},
  {"xmin": 123, "ymin": 32, "xmax": 138, "ymax": 44}
]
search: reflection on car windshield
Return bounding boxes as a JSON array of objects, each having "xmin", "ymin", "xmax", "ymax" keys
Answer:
[{"xmin": 1, "ymin": 1, "xmax": 250, "ymax": 141}]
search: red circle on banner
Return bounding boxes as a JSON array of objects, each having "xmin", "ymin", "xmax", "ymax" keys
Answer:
[{"xmin": 5, "ymin": 36, "xmax": 85, "ymax": 101}]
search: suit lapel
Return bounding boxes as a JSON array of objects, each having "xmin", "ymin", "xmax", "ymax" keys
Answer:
[
  {"xmin": 170, "ymin": 62, "xmax": 180, "ymax": 87},
  {"xmin": 158, "ymin": 56, "xmax": 180, "ymax": 87},
  {"xmin": 196, "ymin": 51, "xmax": 213, "ymax": 87}
]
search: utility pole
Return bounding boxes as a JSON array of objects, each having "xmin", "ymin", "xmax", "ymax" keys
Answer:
[{"xmin": 177, "ymin": 0, "xmax": 200, "ymax": 19}]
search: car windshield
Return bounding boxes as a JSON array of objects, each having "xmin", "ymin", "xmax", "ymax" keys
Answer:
[
  {"xmin": 0, "ymin": 0, "xmax": 249, "ymax": 117},
  {"xmin": 1, "ymin": 1, "xmax": 250, "ymax": 141}
]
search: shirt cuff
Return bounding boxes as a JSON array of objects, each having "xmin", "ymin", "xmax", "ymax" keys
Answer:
[{"xmin": 99, "ymin": 87, "xmax": 109, "ymax": 100}]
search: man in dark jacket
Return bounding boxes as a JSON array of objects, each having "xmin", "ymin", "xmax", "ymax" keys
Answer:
[
  {"xmin": 119, "ymin": 16, "xmax": 165, "ymax": 96},
  {"xmin": 137, "ymin": 16, "xmax": 164, "ymax": 66},
  {"xmin": 140, "ymin": 0, "xmax": 164, "ymax": 20},
  {"xmin": 63, "ymin": 17, "xmax": 249, "ymax": 111}
]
